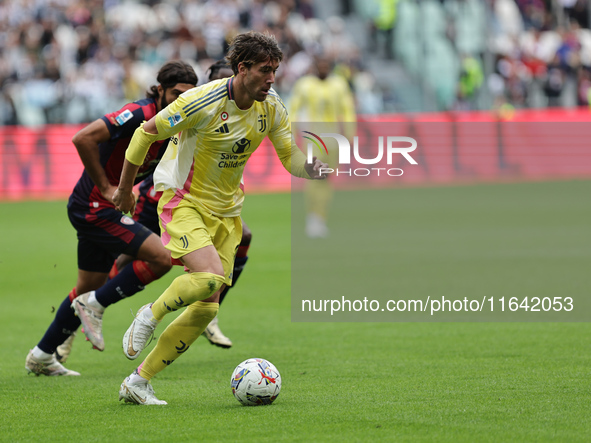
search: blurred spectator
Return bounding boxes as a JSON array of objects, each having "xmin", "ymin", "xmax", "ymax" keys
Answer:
[
  {"xmin": 455, "ymin": 53, "xmax": 484, "ymax": 110},
  {"xmin": 563, "ymin": 0, "xmax": 589, "ymax": 29},
  {"xmin": 4, "ymin": 0, "xmax": 591, "ymax": 122},
  {"xmin": 576, "ymin": 66, "xmax": 591, "ymax": 105},
  {"xmin": 0, "ymin": 80, "xmax": 18, "ymax": 125},
  {"xmin": 516, "ymin": 0, "xmax": 551, "ymax": 31},
  {"xmin": 369, "ymin": 0, "xmax": 398, "ymax": 60},
  {"xmin": 289, "ymin": 54, "xmax": 357, "ymax": 238},
  {"xmin": 0, "ymin": 0, "xmax": 375, "ymax": 125},
  {"xmin": 543, "ymin": 54, "xmax": 567, "ymax": 106}
]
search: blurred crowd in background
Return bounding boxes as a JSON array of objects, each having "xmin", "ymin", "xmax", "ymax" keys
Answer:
[{"xmin": 2, "ymin": 0, "xmax": 591, "ymax": 126}]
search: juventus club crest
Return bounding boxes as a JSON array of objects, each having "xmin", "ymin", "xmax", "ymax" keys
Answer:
[{"xmin": 258, "ymin": 114, "xmax": 267, "ymax": 132}]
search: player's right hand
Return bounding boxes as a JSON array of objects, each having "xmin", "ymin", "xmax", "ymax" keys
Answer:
[
  {"xmin": 305, "ymin": 156, "xmax": 329, "ymax": 180},
  {"xmin": 113, "ymin": 188, "xmax": 136, "ymax": 215}
]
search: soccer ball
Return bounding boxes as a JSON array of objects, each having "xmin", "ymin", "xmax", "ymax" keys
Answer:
[{"xmin": 230, "ymin": 358, "xmax": 281, "ymax": 406}]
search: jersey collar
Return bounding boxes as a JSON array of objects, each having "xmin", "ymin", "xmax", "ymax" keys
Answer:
[{"xmin": 227, "ymin": 77, "xmax": 235, "ymax": 101}]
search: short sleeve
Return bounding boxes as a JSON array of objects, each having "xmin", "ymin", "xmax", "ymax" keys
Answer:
[{"xmin": 102, "ymin": 103, "xmax": 146, "ymax": 140}]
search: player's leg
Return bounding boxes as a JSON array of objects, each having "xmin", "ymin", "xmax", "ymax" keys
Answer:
[
  {"xmin": 123, "ymin": 244, "xmax": 225, "ymax": 360},
  {"xmin": 305, "ymin": 178, "xmax": 332, "ymax": 238},
  {"xmin": 54, "ymin": 270, "xmax": 110, "ymax": 362},
  {"xmin": 201, "ymin": 300, "xmax": 231, "ymax": 347},
  {"xmin": 92, "ymin": 232, "xmax": 171, "ymax": 308},
  {"xmin": 26, "ymin": 255, "xmax": 109, "ymax": 376},
  {"xmin": 119, "ymin": 246, "xmax": 224, "ymax": 405},
  {"xmin": 27, "ymin": 205, "xmax": 167, "ymax": 373},
  {"xmin": 305, "ymin": 135, "xmax": 336, "ymax": 238},
  {"xmin": 134, "ymin": 218, "xmax": 240, "ymax": 371},
  {"xmin": 203, "ymin": 220, "xmax": 252, "ymax": 348},
  {"xmin": 122, "ymin": 200, "xmax": 230, "ymax": 361},
  {"xmin": 218, "ymin": 219, "xmax": 251, "ymax": 306},
  {"xmin": 109, "ymin": 253, "xmax": 133, "ymax": 279},
  {"xmin": 120, "ymin": 205, "xmax": 240, "ymax": 404},
  {"xmin": 71, "ymin": 208, "xmax": 172, "ymax": 350},
  {"xmin": 109, "ymin": 185, "xmax": 161, "ymax": 278},
  {"xmin": 54, "ymin": 330, "xmax": 76, "ymax": 364},
  {"xmin": 119, "ymin": 297, "xmax": 219, "ymax": 405}
]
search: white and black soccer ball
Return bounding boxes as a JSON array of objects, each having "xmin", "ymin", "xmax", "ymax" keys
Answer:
[{"xmin": 230, "ymin": 358, "xmax": 281, "ymax": 406}]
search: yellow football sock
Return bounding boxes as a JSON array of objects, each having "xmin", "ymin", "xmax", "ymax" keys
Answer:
[
  {"xmin": 151, "ymin": 272, "xmax": 224, "ymax": 321},
  {"xmin": 139, "ymin": 301, "xmax": 219, "ymax": 380}
]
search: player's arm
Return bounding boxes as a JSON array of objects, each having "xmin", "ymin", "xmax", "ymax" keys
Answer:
[
  {"xmin": 71, "ymin": 119, "xmax": 116, "ymax": 202},
  {"xmin": 268, "ymin": 100, "xmax": 327, "ymax": 179},
  {"xmin": 113, "ymin": 117, "xmax": 161, "ymax": 214},
  {"xmin": 284, "ymin": 135, "xmax": 327, "ymax": 179},
  {"xmin": 114, "ymin": 93, "xmax": 197, "ymax": 213}
]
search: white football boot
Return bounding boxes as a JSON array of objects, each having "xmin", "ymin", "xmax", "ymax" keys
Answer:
[
  {"xmin": 119, "ymin": 371, "xmax": 167, "ymax": 405},
  {"xmin": 25, "ymin": 350, "xmax": 80, "ymax": 376},
  {"xmin": 202, "ymin": 316, "xmax": 232, "ymax": 348},
  {"xmin": 54, "ymin": 331, "xmax": 76, "ymax": 363},
  {"xmin": 71, "ymin": 292, "xmax": 104, "ymax": 351},
  {"xmin": 123, "ymin": 304, "xmax": 159, "ymax": 360},
  {"xmin": 306, "ymin": 213, "xmax": 329, "ymax": 238}
]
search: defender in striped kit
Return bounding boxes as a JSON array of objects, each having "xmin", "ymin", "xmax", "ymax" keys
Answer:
[{"xmin": 26, "ymin": 61, "xmax": 197, "ymax": 376}]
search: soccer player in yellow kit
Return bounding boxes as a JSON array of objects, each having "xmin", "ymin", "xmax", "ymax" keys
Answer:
[
  {"xmin": 113, "ymin": 31, "xmax": 327, "ymax": 405},
  {"xmin": 290, "ymin": 56, "xmax": 356, "ymax": 237}
]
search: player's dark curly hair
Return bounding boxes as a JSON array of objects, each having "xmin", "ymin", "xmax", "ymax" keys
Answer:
[
  {"xmin": 207, "ymin": 59, "xmax": 231, "ymax": 81},
  {"xmin": 146, "ymin": 60, "xmax": 198, "ymax": 99},
  {"xmin": 226, "ymin": 31, "xmax": 283, "ymax": 75}
]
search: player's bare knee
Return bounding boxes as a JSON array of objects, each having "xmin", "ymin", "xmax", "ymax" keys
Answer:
[
  {"xmin": 209, "ymin": 264, "xmax": 225, "ymax": 278},
  {"xmin": 137, "ymin": 234, "xmax": 172, "ymax": 276},
  {"xmin": 201, "ymin": 290, "xmax": 221, "ymax": 304}
]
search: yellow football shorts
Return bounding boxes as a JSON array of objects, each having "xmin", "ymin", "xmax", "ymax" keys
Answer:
[{"xmin": 158, "ymin": 188, "xmax": 242, "ymax": 285}]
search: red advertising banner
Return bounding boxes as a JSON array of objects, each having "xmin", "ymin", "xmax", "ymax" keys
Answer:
[
  {"xmin": 0, "ymin": 125, "xmax": 85, "ymax": 200},
  {"xmin": 2, "ymin": 108, "xmax": 591, "ymax": 200},
  {"xmin": 0, "ymin": 125, "xmax": 290, "ymax": 200},
  {"xmin": 328, "ymin": 120, "xmax": 591, "ymax": 188}
]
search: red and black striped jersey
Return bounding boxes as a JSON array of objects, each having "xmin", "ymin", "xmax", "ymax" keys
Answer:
[{"xmin": 69, "ymin": 98, "xmax": 169, "ymax": 209}]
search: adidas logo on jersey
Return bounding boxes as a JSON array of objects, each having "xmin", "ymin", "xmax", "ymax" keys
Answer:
[{"xmin": 215, "ymin": 123, "xmax": 229, "ymax": 134}]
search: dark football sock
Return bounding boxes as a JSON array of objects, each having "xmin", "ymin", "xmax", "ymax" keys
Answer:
[
  {"xmin": 219, "ymin": 255, "xmax": 248, "ymax": 306},
  {"xmin": 95, "ymin": 261, "xmax": 155, "ymax": 308},
  {"xmin": 37, "ymin": 295, "xmax": 81, "ymax": 354}
]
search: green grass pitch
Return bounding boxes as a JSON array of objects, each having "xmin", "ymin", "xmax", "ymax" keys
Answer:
[{"xmin": 1, "ymin": 180, "xmax": 590, "ymax": 442}]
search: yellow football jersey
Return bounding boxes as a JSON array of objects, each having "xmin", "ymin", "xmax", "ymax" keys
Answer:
[
  {"xmin": 149, "ymin": 77, "xmax": 308, "ymax": 217},
  {"xmin": 289, "ymin": 75, "xmax": 356, "ymax": 123}
]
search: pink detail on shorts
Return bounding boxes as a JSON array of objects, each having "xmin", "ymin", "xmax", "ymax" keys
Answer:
[{"xmin": 160, "ymin": 160, "xmax": 195, "ymax": 246}]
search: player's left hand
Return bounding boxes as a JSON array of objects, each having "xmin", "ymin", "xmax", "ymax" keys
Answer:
[{"xmin": 305, "ymin": 156, "xmax": 329, "ymax": 180}]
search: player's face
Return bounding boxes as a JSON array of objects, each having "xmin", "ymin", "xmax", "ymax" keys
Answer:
[
  {"xmin": 158, "ymin": 82, "xmax": 195, "ymax": 111},
  {"xmin": 242, "ymin": 59, "xmax": 279, "ymax": 102},
  {"xmin": 316, "ymin": 59, "xmax": 331, "ymax": 80}
]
